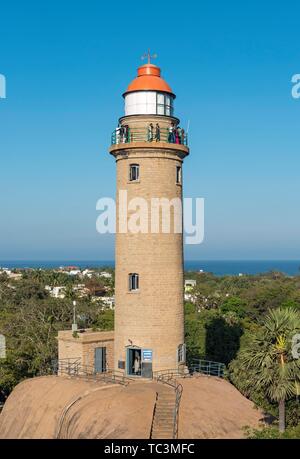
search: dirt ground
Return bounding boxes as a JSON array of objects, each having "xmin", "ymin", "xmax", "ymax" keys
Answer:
[
  {"xmin": 0, "ymin": 376, "xmax": 156, "ymax": 439},
  {"xmin": 0, "ymin": 374, "xmax": 264, "ymax": 439},
  {"xmin": 178, "ymin": 376, "xmax": 263, "ymax": 439}
]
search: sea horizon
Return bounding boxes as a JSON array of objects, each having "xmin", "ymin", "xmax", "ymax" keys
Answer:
[{"xmin": 1, "ymin": 259, "xmax": 300, "ymax": 276}]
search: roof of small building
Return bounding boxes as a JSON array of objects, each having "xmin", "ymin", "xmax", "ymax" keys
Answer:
[{"xmin": 58, "ymin": 328, "xmax": 114, "ymax": 343}]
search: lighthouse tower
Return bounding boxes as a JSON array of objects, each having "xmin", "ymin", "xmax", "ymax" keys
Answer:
[{"xmin": 109, "ymin": 56, "xmax": 189, "ymax": 377}]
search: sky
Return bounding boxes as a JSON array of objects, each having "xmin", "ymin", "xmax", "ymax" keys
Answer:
[{"xmin": 0, "ymin": 0, "xmax": 300, "ymax": 261}]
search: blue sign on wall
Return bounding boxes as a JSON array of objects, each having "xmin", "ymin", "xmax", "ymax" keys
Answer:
[{"xmin": 142, "ymin": 349, "xmax": 153, "ymax": 362}]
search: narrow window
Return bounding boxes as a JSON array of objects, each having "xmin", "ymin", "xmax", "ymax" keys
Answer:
[
  {"xmin": 129, "ymin": 164, "xmax": 139, "ymax": 182},
  {"xmin": 156, "ymin": 93, "xmax": 165, "ymax": 115},
  {"xmin": 178, "ymin": 344, "xmax": 186, "ymax": 363},
  {"xmin": 156, "ymin": 93, "xmax": 174, "ymax": 116},
  {"xmin": 176, "ymin": 166, "xmax": 182, "ymax": 184},
  {"xmin": 129, "ymin": 273, "xmax": 139, "ymax": 291},
  {"xmin": 165, "ymin": 95, "xmax": 172, "ymax": 116}
]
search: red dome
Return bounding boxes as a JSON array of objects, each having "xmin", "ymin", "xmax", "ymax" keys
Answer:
[{"xmin": 123, "ymin": 64, "xmax": 174, "ymax": 97}]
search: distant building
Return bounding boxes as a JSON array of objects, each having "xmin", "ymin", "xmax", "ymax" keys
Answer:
[
  {"xmin": 68, "ymin": 270, "xmax": 81, "ymax": 276},
  {"xmin": 92, "ymin": 296, "xmax": 115, "ymax": 309},
  {"xmin": 184, "ymin": 292, "xmax": 197, "ymax": 304},
  {"xmin": 45, "ymin": 284, "xmax": 92, "ymax": 299},
  {"xmin": 0, "ymin": 269, "xmax": 22, "ymax": 280},
  {"xmin": 99, "ymin": 272, "xmax": 112, "ymax": 279},
  {"xmin": 81, "ymin": 269, "xmax": 95, "ymax": 278},
  {"xmin": 58, "ymin": 266, "xmax": 81, "ymax": 276},
  {"xmin": 185, "ymin": 279, "xmax": 197, "ymax": 292},
  {"xmin": 45, "ymin": 286, "xmax": 66, "ymax": 299},
  {"xmin": 73, "ymin": 285, "xmax": 90, "ymax": 298}
]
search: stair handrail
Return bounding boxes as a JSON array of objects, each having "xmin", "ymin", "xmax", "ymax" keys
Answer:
[{"xmin": 149, "ymin": 392, "xmax": 159, "ymax": 439}]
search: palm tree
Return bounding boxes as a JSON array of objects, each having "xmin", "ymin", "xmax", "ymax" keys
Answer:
[
  {"xmin": 237, "ymin": 308, "xmax": 300, "ymax": 432},
  {"xmin": 31, "ymin": 269, "xmax": 45, "ymax": 284},
  {"xmin": 49, "ymin": 271, "xmax": 63, "ymax": 287},
  {"xmin": 64, "ymin": 284, "xmax": 77, "ymax": 301}
]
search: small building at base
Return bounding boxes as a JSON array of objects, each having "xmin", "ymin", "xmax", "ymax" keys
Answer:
[{"xmin": 58, "ymin": 329, "xmax": 114, "ymax": 373}]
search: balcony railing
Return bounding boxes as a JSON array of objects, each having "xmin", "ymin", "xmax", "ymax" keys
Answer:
[{"xmin": 111, "ymin": 127, "xmax": 188, "ymax": 146}]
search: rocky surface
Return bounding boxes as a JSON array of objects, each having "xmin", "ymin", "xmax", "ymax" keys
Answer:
[{"xmin": 0, "ymin": 374, "xmax": 263, "ymax": 439}]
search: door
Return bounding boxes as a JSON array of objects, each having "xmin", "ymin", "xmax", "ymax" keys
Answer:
[
  {"xmin": 126, "ymin": 348, "xmax": 142, "ymax": 376},
  {"xmin": 94, "ymin": 347, "xmax": 106, "ymax": 373}
]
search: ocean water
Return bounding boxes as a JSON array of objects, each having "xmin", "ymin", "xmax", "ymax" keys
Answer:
[{"xmin": 0, "ymin": 260, "xmax": 300, "ymax": 276}]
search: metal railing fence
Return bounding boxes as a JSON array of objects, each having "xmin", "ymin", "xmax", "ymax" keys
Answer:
[
  {"xmin": 52, "ymin": 358, "xmax": 133, "ymax": 386},
  {"xmin": 190, "ymin": 359, "xmax": 225, "ymax": 378},
  {"xmin": 111, "ymin": 127, "xmax": 188, "ymax": 146}
]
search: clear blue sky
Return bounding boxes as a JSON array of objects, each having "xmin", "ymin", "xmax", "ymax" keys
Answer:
[{"xmin": 0, "ymin": 1, "xmax": 300, "ymax": 260}]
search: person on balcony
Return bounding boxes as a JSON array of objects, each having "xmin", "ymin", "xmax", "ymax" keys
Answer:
[
  {"xmin": 176, "ymin": 127, "xmax": 181, "ymax": 144},
  {"xmin": 181, "ymin": 128, "xmax": 185, "ymax": 145},
  {"xmin": 120, "ymin": 125, "xmax": 127, "ymax": 143},
  {"xmin": 168, "ymin": 122, "xmax": 175, "ymax": 143},
  {"xmin": 119, "ymin": 125, "xmax": 124, "ymax": 143},
  {"xmin": 115, "ymin": 124, "xmax": 121, "ymax": 144},
  {"xmin": 123, "ymin": 125, "xmax": 129, "ymax": 143},
  {"xmin": 155, "ymin": 123, "xmax": 160, "ymax": 142},
  {"xmin": 148, "ymin": 123, "xmax": 154, "ymax": 142}
]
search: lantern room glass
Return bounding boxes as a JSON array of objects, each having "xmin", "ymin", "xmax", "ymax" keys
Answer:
[{"xmin": 124, "ymin": 91, "xmax": 174, "ymax": 116}]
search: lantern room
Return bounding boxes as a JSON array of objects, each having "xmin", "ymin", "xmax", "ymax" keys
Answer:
[{"xmin": 123, "ymin": 63, "xmax": 175, "ymax": 116}]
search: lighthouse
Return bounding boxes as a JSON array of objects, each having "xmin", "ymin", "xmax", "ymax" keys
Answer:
[{"xmin": 109, "ymin": 55, "xmax": 189, "ymax": 377}]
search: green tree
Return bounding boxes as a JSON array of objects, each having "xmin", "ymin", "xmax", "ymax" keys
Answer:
[
  {"xmin": 220, "ymin": 296, "xmax": 246, "ymax": 318},
  {"xmin": 230, "ymin": 308, "xmax": 300, "ymax": 432}
]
